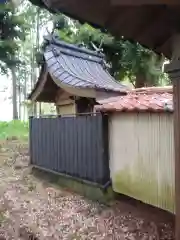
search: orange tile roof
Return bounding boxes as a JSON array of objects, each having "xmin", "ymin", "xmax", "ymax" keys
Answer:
[{"xmin": 96, "ymin": 87, "xmax": 173, "ymax": 113}]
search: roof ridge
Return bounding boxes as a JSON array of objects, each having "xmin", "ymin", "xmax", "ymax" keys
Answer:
[
  {"xmin": 44, "ymin": 34, "xmax": 105, "ymax": 59},
  {"xmin": 131, "ymin": 86, "xmax": 172, "ymax": 94}
]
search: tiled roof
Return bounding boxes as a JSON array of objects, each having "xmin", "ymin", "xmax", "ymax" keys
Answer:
[
  {"xmin": 43, "ymin": 34, "xmax": 128, "ymax": 93},
  {"xmin": 96, "ymin": 87, "xmax": 173, "ymax": 113}
]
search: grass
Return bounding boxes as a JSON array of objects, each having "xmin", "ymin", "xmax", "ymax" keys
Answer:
[
  {"xmin": 0, "ymin": 120, "xmax": 29, "ymax": 140},
  {"xmin": 0, "ymin": 211, "xmax": 6, "ymax": 224}
]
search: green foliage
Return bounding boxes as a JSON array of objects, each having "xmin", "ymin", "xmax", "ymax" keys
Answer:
[
  {"xmin": 53, "ymin": 15, "xmax": 167, "ymax": 87},
  {"xmin": 0, "ymin": 121, "xmax": 29, "ymax": 140},
  {"xmin": 0, "ymin": 2, "xmax": 27, "ymax": 73},
  {"xmin": 120, "ymin": 41, "xmax": 165, "ymax": 87}
]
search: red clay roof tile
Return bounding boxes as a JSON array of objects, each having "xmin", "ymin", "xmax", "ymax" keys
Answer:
[{"xmin": 96, "ymin": 88, "xmax": 173, "ymax": 113}]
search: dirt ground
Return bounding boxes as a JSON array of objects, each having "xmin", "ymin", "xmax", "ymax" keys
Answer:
[{"xmin": 0, "ymin": 140, "xmax": 175, "ymax": 240}]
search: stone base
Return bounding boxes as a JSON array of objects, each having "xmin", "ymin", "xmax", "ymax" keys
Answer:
[{"xmin": 32, "ymin": 167, "xmax": 115, "ymax": 204}]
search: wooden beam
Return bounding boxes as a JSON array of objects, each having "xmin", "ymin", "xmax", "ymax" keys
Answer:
[
  {"xmin": 137, "ymin": 8, "xmax": 167, "ymax": 43},
  {"xmin": 106, "ymin": 7, "xmax": 148, "ymax": 37},
  {"xmin": 31, "ymin": 70, "xmax": 48, "ymax": 102},
  {"xmin": 173, "ymin": 66, "xmax": 180, "ymax": 240},
  {"xmin": 111, "ymin": 0, "xmax": 180, "ymax": 5},
  {"xmin": 105, "ymin": 6, "xmax": 132, "ymax": 30},
  {"xmin": 155, "ymin": 37, "xmax": 171, "ymax": 56},
  {"xmin": 165, "ymin": 33, "xmax": 180, "ymax": 240},
  {"xmin": 154, "ymin": 7, "xmax": 180, "ymax": 55}
]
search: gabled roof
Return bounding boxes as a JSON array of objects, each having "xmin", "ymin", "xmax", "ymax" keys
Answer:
[
  {"xmin": 95, "ymin": 86, "xmax": 173, "ymax": 113},
  {"xmin": 42, "ymin": 35, "xmax": 127, "ymax": 93}
]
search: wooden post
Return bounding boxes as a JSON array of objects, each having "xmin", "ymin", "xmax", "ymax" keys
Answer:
[{"xmin": 165, "ymin": 34, "xmax": 180, "ymax": 240}]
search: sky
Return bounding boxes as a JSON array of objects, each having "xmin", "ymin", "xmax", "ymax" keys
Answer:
[
  {"xmin": 0, "ymin": 20, "xmax": 53, "ymax": 122},
  {"xmin": 0, "ymin": 76, "xmax": 13, "ymax": 121}
]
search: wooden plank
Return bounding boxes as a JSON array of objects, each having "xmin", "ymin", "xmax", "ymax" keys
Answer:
[
  {"xmin": 111, "ymin": 0, "xmax": 180, "ymax": 5},
  {"xmin": 165, "ymin": 34, "xmax": 180, "ymax": 240},
  {"xmin": 173, "ymin": 77, "xmax": 180, "ymax": 240}
]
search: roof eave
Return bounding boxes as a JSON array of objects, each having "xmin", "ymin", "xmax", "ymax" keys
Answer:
[
  {"xmin": 29, "ymin": 0, "xmax": 172, "ymax": 58},
  {"xmin": 95, "ymin": 108, "xmax": 174, "ymax": 114}
]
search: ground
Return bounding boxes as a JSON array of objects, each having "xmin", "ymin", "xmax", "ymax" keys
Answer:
[{"xmin": 0, "ymin": 139, "xmax": 175, "ymax": 240}]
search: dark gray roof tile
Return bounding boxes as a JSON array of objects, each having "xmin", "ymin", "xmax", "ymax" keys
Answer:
[{"xmin": 43, "ymin": 35, "xmax": 128, "ymax": 93}]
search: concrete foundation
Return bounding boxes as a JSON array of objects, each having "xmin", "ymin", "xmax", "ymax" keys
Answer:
[{"xmin": 32, "ymin": 167, "xmax": 114, "ymax": 204}]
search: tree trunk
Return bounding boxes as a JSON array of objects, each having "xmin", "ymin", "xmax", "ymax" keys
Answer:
[
  {"xmin": 135, "ymin": 74, "xmax": 146, "ymax": 88},
  {"xmin": 23, "ymin": 69, "xmax": 27, "ymax": 121},
  {"xmin": 35, "ymin": 7, "xmax": 40, "ymax": 117},
  {"xmin": 39, "ymin": 102, "xmax": 42, "ymax": 116},
  {"xmin": 11, "ymin": 66, "xmax": 18, "ymax": 120},
  {"xmin": 18, "ymin": 85, "xmax": 21, "ymax": 120}
]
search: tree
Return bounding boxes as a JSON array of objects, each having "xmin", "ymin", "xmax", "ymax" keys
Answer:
[
  {"xmin": 0, "ymin": 2, "xmax": 27, "ymax": 119},
  {"xmin": 15, "ymin": 0, "xmax": 52, "ymax": 119},
  {"xmin": 0, "ymin": 2, "xmax": 26, "ymax": 72},
  {"xmin": 0, "ymin": 0, "xmax": 56, "ymax": 120},
  {"xmin": 120, "ymin": 41, "xmax": 165, "ymax": 88}
]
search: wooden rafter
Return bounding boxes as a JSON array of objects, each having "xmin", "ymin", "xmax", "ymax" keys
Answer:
[
  {"xmin": 110, "ymin": 0, "xmax": 180, "ymax": 5},
  {"xmin": 135, "ymin": 7, "xmax": 167, "ymax": 42}
]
